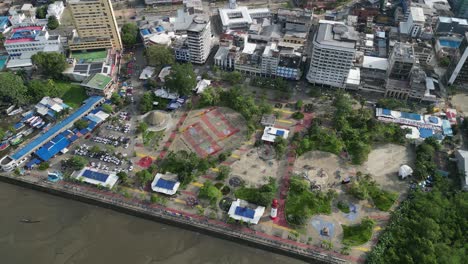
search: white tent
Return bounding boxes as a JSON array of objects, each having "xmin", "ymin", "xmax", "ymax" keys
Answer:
[{"xmin": 399, "ymin": 165, "xmax": 413, "ymax": 179}]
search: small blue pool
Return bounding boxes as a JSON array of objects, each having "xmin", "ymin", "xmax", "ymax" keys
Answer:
[{"xmin": 439, "ymin": 39, "xmax": 461, "ymax": 48}]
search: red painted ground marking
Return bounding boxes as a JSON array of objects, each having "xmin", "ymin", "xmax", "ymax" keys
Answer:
[
  {"xmin": 181, "ymin": 190, "xmax": 196, "ymax": 196},
  {"xmin": 202, "ymin": 174, "xmax": 215, "ymax": 180},
  {"xmin": 183, "ymin": 122, "xmax": 222, "ymax": 157}
]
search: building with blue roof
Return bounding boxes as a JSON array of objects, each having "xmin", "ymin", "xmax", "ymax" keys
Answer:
[
  {"xmin": 151, "ymin": 173, "xmax": 180, "ymax": 195},
  {"xmin": 228, "ymin": 199, "xmax": 266, "ymax": 224},
  {"xmin": 0, "ymin": 16, "xmax": 11, "ymax": 33},
  {"xmin": 0, "ymin": 96, "xmax": 104, "ymax": 171},
  {"xmin": 74, "ymin": 167, "xmax": 119, "ymax": 189},
  {"xmin": 261, "ymin": 126, "xmax": 290, "ymax": 143}
]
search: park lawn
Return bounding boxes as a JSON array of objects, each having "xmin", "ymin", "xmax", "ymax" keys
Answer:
[
  {"xmin": 342, "ymin": 218, "xmax": 375, "ymax": 246},
  {"xmin": 56, "ymin": 82, "xmax": 88, "ymax": 108}
]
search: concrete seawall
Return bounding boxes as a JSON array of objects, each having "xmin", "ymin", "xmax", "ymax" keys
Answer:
[{"xmin": 0, "ymin": 174, "xmax": 348, "ymax": 264}]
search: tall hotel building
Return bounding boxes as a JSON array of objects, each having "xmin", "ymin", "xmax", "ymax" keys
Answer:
[
  {"xmin": 306, "ymin": 20, "xmax": 357, "ymax": 88},
  {"xmin": 68, "ymin": 0, "xmax": 122, "ymax": 51}
]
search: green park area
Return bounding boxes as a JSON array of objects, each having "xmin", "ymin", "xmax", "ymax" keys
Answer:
[
  {"xmin": 342, "ymin": 218, "xmax": 375, "ymax": 246},
  {"xmin": 56, "ymin": 82, "xmax": 88, "ymax": 108}
]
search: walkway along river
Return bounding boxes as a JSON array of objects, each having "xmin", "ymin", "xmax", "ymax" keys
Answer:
[{"xmin": 0, "ymin": 173, "xmax": 349, "ymax": 264}]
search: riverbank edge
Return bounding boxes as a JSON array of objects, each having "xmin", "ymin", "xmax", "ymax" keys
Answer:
[{"xmin": 0, "ymin": 174, "xmax": 348, "ymax": 264}]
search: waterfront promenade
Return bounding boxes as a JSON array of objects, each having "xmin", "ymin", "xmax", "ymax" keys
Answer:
[{"xmin": 0, "ymin": 172, "xmax": 352, "ymax": 264}]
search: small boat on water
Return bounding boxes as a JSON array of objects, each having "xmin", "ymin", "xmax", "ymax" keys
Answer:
[
  {"xmin": 8, "ymin": 107, "xmax": 23, "ymax": 116},
  {"xmin": 0, "ymin": 141, "xmax": 9, "ymax": 151},
  {"xmin": 20, "ymin": 219, "xmax": 41, "ymax": 223}
]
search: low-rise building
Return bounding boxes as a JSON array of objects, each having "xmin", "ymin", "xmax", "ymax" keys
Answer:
[
  {"xmin": 73, "ymin": 167, "xmax": 119, "ymax": 189},
  {"xmin": 4, "ymin": 26, "xmax": 63, "ymax": 69},
  {"xmin": 46, "ymin": 1, "xmax": 65, "ymax": 21},
  {"xmin": 63, "ymin": 49, "xmax": 116, "ymax": 82},
  {"xmin": 151, "ymin": 173, "xmax": 180, "ymax": 195},
  {"xmin": 228, "ymin": 199, "xmax": 265, "ymax": 224},
  {"xmin": 80, "ymin": 73, "xmax": 114, "ymax": 97}
]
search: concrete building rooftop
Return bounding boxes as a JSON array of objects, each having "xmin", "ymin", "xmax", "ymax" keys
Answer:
[
  {"xmin": 316, "ymin": 20, "xmax": 357, "ymax": 49},
  {"xmin": 410, "ymin": 6, "xmax": 425, "ymax": 23},
  {"xmin": 82, "ymin": 73, "xmax": 112, "ymax": 90}
]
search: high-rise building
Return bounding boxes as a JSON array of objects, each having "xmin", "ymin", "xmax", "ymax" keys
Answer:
[
  {"xmin": 453, "ymin": 0, "xmax": 468, "ymax": 19},
  {"xmin": 306, "ymin": 21, "xmax": 357, "ymax": 88},
  {"xmin": 186, "ymin": 15, "xmax": 212, "ymax": 64},
  {"xmin": 387, "ymin": 42, "xmax": 416, "ymax": 80},
  {"xmin": 446, "ymin": 32, "xmax": 468, "ymax": 88},
  {"xmin": 68, "ymin": 0, "xmax": 122, "ymax": 51}
]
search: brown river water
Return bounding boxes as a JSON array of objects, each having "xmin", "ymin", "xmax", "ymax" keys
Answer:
[{"xmin": 0, "ymin": 182, "xmax": 307, "ymax": 264}]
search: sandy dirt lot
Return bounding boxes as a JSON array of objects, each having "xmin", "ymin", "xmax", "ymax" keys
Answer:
[
  {"xmin": 451, "ymin": 93, "xmax": 468, "ymax": 116},
  {"xmin": 230, "ymin": 148, "xmax": 280, "ymax": 186}
]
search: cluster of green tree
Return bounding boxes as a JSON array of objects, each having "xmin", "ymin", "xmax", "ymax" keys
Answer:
[
  {"xmin": 199, "ymin": 86, "xmax": 273, "ymax": 135},
  {"xmin": 145, "ymin": 45, "xmax": 174, "ymax": 69},
  {"xmin": 31, "ymin": 52, "xmax": 67, "ymax": 79},
  {"xmin": 295, "ymin": 92, "xmax": 406, "ymax": 164},
  {"xmin": 198, "ymin": 181, "xmax": 222, "ymax": 205},
  {"xmin": 342, "ymin": 217, "xmax": 375, "ymax": 246},
  {"xmin": 413, "ymin": 138, "xmax": 440, "ymax": 180},
  {"xmin": 121, "ymin": 23, "xmax": 139, "ymax": 47},
  {"xmin": 347, "ymin": 173, "xmax": 398, "ymax": 211},
  {"xmin": 376, "ymin": 98, "xmax": 407, "ymax": 110},
  {"xmin": 159, "ymin": 151, "xmax": 213, "ymax": 186},
  {"xmin": 367, "ymin": 176, "xmax": 467, "ymax": 264},
  {"xmin": 216, "ymin": 165, "xmax": 231, "ymax": 181},
  {"xmin": 234, "ymin": 177, "xmax": 277, "ymax": 207},
  {"xmin": 36, "ymin": 5, "xmax": 48, "ymax": 19},
  {"xmin": 285, "ymin": 176, "xmax": 336, "ymax": 226},
  {"xmin": 74, "ymin": 119, "xmax": 89, "ymax": 130},
  {"xmin": 294, "ymin": 120, "xmax": 344, "ymax": 156},
  {"xmin": 47, "ymin": 16, "xmax": 59, "ymax": 30},
  {"xmin": 273, "ymin": 136, "xmax": 288, "ymax": 159},
  {"xmin": 165, "ymin": 63, "xmax": 197, "ymax": 96},
  {"xmin": 221, "ymin": 71, "xmax": 243, "ymax": 85},
  {"xmin": 0, "ymin": 72, "xmax": 28, "ymax": 104},
  {"xmin": 250, "ymin": 76, "xmax": 288, "ymax": 92},
  {"xmin": 62, "ymin": 156, "xmax": 87, "ymax": 171}
]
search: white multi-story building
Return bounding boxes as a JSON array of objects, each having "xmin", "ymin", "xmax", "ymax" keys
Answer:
[
  {"xmin": 218, "ymin": 5, "xmax": 270, "ymax": 30},
  {"xmin": 306, "ymin": 20, "xmax": 357, "ymax": 88},
  {"xmin": 4, "ymin": 26, "xmax": 63, "ymax": 69},
  {"xmin": 407, "ymin": 7, "xmax": 425, "ymax": 38},
  {"xmin": 187, "ymin": 15, "xmax": 212, "ymax": 64}
]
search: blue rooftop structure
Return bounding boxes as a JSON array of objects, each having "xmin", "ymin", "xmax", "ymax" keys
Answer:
[
  {"xmin": 0, "ymin": 16, "xmax": 9, "ymax": 31},
  {"xmin": 234, "ymin": 207, "xmax": 255, "ymax": 219},
  {"xmin": 155, "ymin": 178, "xmax": 177, "ymax": 190},
  {"xmin": 382, "ymin": 109, "xmax": 391, "ymax": 115},
  {"xmin": 439, "ymin": 39, "xmax": 461, "ymax": 48},
  {"xmin": 140, "ymin": 29, "xmax": 151, "ymax": 36},
  {"xmin": 35, "ymin": 137, "xmax": 70, "ymax": 161},
  {"xmin": 442, "ymin": 120, "xmax": 453, "ymax": 136},
  {"xmin": 82, "ymin": 169, "xmax": 109, "ymax": 182},
  {"xmin": 25, "ymin": 158, "xmax": 40, "ymax": 169},
  {"xmin": 276, "ymin": 130, "xmax": 285, "ymax": 136},
  {"xmin": 11, "ymin": 96, "xmax": 103, "ymax": 160},
  {"xmin": 419, "ymin": 128, "xmax": 433, "ymax": 138},
  {"xmin": 401, "ymin": 112, "xmax": 422, "ymax": 121}
]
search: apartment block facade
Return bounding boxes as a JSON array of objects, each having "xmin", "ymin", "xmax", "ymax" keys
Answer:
[{"xmin": 68, "ymin": 0, "xmax": 122, "ymax": 51}]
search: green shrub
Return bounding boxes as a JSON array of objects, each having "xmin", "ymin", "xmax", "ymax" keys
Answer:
[
  {"xmin": 342, "ymin": 218, "xmax": 375, "ymax": 246},
  {"xmin": 337, "ymin": 200, "xmax": 350, "ymax": 213}
]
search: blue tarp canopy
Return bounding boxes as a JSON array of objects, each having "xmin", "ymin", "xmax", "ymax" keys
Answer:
[
  {"xmin": 155, "ymin": 178, "xmax": 176, "ymax": 190},
  {"xmin": 14, "ymin": 122, "xmax": 24, "ymax": 130},
  {"xmin": 234, "ymin": 207, "xmax": 255, "ymax": 219},
  {"xmin": 69, "ymin": 135, "xmax": 78, "ymax": 142}
]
